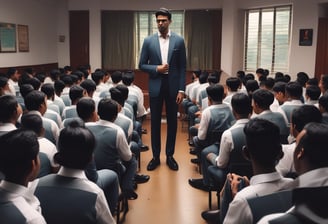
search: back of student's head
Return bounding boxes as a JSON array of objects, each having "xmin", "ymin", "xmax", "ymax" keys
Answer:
[
  {"xmin": 97, "ymin": 98, "xmax": 118, "ymax": 121},
  {"xmin": 236, "ymin": 70, "xmax": 245, "ymax": 84},
  {"xmin": 226, "ymin": 77, "xmax": 241, "ymax": 91},
  {"xmin": 199, "ymin": 71, "xmax": 209, "ymax": 84},
  {"xmin": 21, "ymin": 113, "xmax": 43, "ymax": 136},
  {"xmin": 91, "ymin": 70, "xmax": 105, "ymax": 85},
  {"xmin": 263, "ymin": 77, "xmax": 275, "ymax": 90},
  {"xmin": 274, "ymin": 72, "xmax": 284, "ymax": 82},
  {"xmin": 296, "ymin": 122, "xmax": 328, "ymax": 169},
  {"xmin": 80, "ymin": 79, "xmax": 96, "ymax": 94},
  {"xmin": 245, "ymin": 73, "xmax": 255, "ymax": 82},
  {"xmin": 0, "ymin": 76, "xmax": 8, "ymax": 88},
  {"xmin": 0, "ymin": 95, "xmax": 19, "ymax": 123},
  {"xmin": 231, "ymin": 93, "xmax": 252, "ymax": 117},
  {"xmin": 306, "ymin": 77, "xmax": 318, "ymax": 86},
  {"xmin": 291, "ymin": 105, "xmax": 322, "ymax": 133},
  {"xmin": 50, "ymin": 69, "xmax": 61, "ymax": 81},
  {"xmin": 285, "ymin": 81, "xmax": 302, "ymax": 99},
  {"xmin": 69, "ymin": 85, "xmax": 84, "ymax": 102},
  {"xmin": 19, "ymin": 84, "xmax": 34, "ymax": 98},
  {"xmin": 244, "ymin": 118, "xmax": 282, "ymax": 167},
  {"xmin": 206, "ymin": 84, "xmax": 224, "ymax": 103},
  {"xmin": 55, "ymin": 120, "xmax": 95, "ymax": 170},
  {"xmin": 245, "ymin": 80, "xmax": 259, "ymax": 97},
  {"xmin": 116, "ymin": 84, "xmax": 129, "ymax": 100},
  {"xmin": 0, "ymin": 129, "xmax": 39, "ymax": 180},
  {"xmin": 54, "ymin": 80, "xmax": 65, "ymax": 94},
  {"xmin": 122, "ymin": 71, "xmax": 135, "ymax": 86},
  {"xmin": 296, "ymin": 72, "xmax": 309, "ymax": 87},
  {"xmin": 24, "ymin": 90, "xmax": 46, "ymax": 111},
  {"xmin": 207, "ymin": 73, "xmax": 219, "ymax": 85},
  {"xmin": 41, "ymin": 83, "xmax": 55, "ymax": 99},
  {"xmin": 111, "ymin": 71, "xmax": 122, "ymax": 84},
  {"xmin": 252, "ymin": 88, "xmax": 274, "ymax": 109},
  {"xmin": 272, "ymin": 81, "xmax": 286, "ymax": 94},
  {"xmin": 192, "ymin": 69, "xmax": 201, "ymax": 78},
  {"xmin": 319, "ymin": 91, "xmax": 328, "ymax": 112},
  {"xmin": 35, "ymin": 72, "xmax": 46, "ymax": 84},
  {"xmin": 109, "ymin": 87, "xmax": 124, "ymax": 106},
  {"xmin": 60, "ymin": 74, "xmax": 73, "ymax": 86},
  {"xmin": 26, "ymin": 77, "xmax": 41, "ymax": 90},
  {"xmin": 77, "ymin": 97, "xmax": 96, "ymax": 121},
  {"xmin": 306, "ymin": 85, "xmax": 321, "ymax": 101}
]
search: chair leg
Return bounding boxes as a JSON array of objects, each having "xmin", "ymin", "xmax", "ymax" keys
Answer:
[
  {"xmin": 208, "ymin": 190, "xmax": 212, "ymax": 210},
  {"xmin": 116, "ymin": 194, "xmax": 129, "ymax": 224}
]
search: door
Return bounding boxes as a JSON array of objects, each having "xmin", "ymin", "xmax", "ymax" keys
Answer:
[{"xmin": 69, "ymin": 11, "xmax": 89, "ymax": 70}]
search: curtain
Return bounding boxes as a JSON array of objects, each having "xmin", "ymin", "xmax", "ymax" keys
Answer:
[
  {"xmin": 185, "ymin": 10, "xmax": 218, "ymax": 70},
  {"xmin": 102, "ymin": 11, "xmax": 135, "ymax": 70}
]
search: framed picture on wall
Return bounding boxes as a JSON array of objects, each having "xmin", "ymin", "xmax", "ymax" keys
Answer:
[
  {"xmin": 17, "ymin": 24, "xmax": 29, "ymax": 52},
  {"xmin": 299, "ymin": 29, "xmax": 313, "ymax": 46},
  {"xmin": 0, "ymin": 23, "xmax": 16, "ymax": 52}
]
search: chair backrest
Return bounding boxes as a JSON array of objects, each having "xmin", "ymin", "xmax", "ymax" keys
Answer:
[
  {"xmin": 247, "ymin": 189, "xmax": 293, "ymax": 223},
  {"xmin": 38, "ymin": 152, "xmax": 52, "ymax": 178}
]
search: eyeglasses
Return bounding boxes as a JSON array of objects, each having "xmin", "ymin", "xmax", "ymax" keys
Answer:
[{"xmin": 156, "ymin": 19, "xmax": 168, "ymax": 24}]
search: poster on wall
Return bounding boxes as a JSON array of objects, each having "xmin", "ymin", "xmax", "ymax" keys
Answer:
[
  {"xmin": 17, "ymin": 24, "xmax": 29, "ymax": 52},
  {"xmin": 299, "ymin": 29, "xmax": 313, "ymax": 46},
  {"xmin": 0, "ymin": 23, "xmax": 16, "ymax": 52}
]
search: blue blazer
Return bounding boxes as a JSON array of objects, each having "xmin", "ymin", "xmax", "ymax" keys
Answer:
[{"xmin": 139, "ymin": 32, "xmax": 186, "ymax": 98}]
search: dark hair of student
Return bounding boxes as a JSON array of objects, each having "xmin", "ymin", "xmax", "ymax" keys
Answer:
[
  {"xmin": 55, "ymin": 120, "xmax": 95, "ymax": 169},
  {"xmin": 97, "ymin": 98, "xmax": 118, "ymax": 122}
]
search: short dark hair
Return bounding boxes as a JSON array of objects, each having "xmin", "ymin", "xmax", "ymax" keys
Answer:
[
  {"xmin": 155, "ymin": 8, "xmax": 172, "ymax": 20},
  {"xmin": 111, "ymin": 71, "xmax": 122, "ymax": 84},
  {"xmin": 69, "ymin": 85, "xmax": 84, "ymax": 102},
  {"xmin": 306, "ymin": 85, "xmax": 321, "ymax": 101},
  {"xmin": 291, "ymin": 105, "xmax": 322, "ymax": 133},
  {"xmin": 41, "ymin": 83, "xmax": 55, "ymax": 99},
  {"xmin": 206, "ymin": 84, "xmax": 224, "ymax": 103},
  {"xmin": 77, "ymin": 97, "xmax": 96, "ymax": 121},
  {"xmin": 54, "ymin": 80, "xmax": 65, "ymax": 93},
  {"xmin": 0, "ymin": 95, "xmax": 18, "ymax": 123},
  {"xmin": 24, "ymin": 90, "xmax": 46, "ymax": 111},
  {"xmin": 50, "ymin": 69, "xmax": 61, "ymax": 81},
  {"xmin": 122, "ymin": 71, "xmax": 134, "ymax": 86},
  {"xmin": 285, "ymin": 81, "xmax": 303, "ymax": 99},
  {"xmin": 0, "ymin": 129, "xmax": 39, "ymax": 179},
  {"xmin": 272, "ymin": 81, "xmax": 286, "ymax": 94},
  {"xmin": 80, "ymin": 79, "xmax": 96, "ymax": 94},
  {"xmin": 199, "ymin": 71, "xmax": 209, "ymax": 84},
  {"xmin": 244, "ymin": 118, "xmax": 282, "ymax": 167},
  {"xmin": 98, "ymin": 98, "xmax": 118, "ymax": 121},
  {"xmin": 21, "ymin": 113, "xmax": 43, "ymax": 136},
  {"xmin": 231, "ymin": 93, "xmax": 252, "ymax": 116},
  {"xmin": 226, "ymin": 77, "xmax": 241, "ymax": 91},
  {"xmin": 319, "ymin": 91, "xmax": 328, "ymax": 112},
  {"xmin": 91, "ymin": 70, "xmax": 105, "ymax": 85},
  {"xmin": 297, "ymin": 72, "xmax": 309, "ymax": 87},
  {"xmin": 116, "ymin": 84, "xmax": 129, "ymax": 100},
  {"xmin": 110, "ymin": 87, "xmax": 124, "ymax": 106},
  {"xmin": 245, "ymin": 80, "xmax": 259, "ymax": 95},
  {"xmin": 0, "ymin": 76, "xmax": 8, "ymax": 88},
  {"xmin": 55, "ymin": 120, "xmax": 95, "ymax": 169},
  {"xmin": 20, "ymin": 84, "xmax": 34, "ymax": 98},
  {"xmin": 296, "ymin": 122, "xmax": 328, "ymax": 168},
  {"xmin": 252, "ymin": 89, "xmax": 274, "ymax": 109}
]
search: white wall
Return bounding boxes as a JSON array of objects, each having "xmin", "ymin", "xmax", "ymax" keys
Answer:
[{"xmin": 0, "ymin": 0, "xmax": 58, "ymax": 67}]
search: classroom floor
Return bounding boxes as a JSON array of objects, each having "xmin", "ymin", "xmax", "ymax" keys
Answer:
[{"xmin": 121, "ymin": 118, "xmax": 218, "ymax": 224}]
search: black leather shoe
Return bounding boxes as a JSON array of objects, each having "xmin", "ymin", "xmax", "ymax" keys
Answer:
[
  {"xmin": 189, "ymin": 148, "xmax": 198, "ymax": 155},
  {"xmin": 166, "ymin": 156, "xmax": 179, "ymax": 171},
  {"xmin": 140, "ymin": 144, "xmax": 149, "ymax": 152},
  {"xmin": 190, "ymin": 158, "xmax": 200, "ymax": 164},
  {"xmin": 141, "ymin": 128, "xmax": 147, "ymax": 134},
  {"xmin": 188, "ymin": 178, "xmax": 210, "ymax": 191},
  {"xmin": 123, "ymin": 190, "xmax": 138, "ymax": 200},
  {"xmin": 201, "ymin": 209, "xmax": 220, "ymax": 222},
  {"xmin": 134, "ymin": 174, "xmax": 150, "ymax": 184},
  {"xmin": 147, "ymin": 158, "xmax": 160, "ymax": 171}
]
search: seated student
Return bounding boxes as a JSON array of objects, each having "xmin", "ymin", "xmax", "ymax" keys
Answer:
[
  {"xmin": 17, "ymin": 84, "xmax": 34, "ymax": 112},
  {"xmin": 304, "ymin": 84, "xmax": 321, "ymax": 108},
  {"xmin": 222, "ymin": 118, "xmax": 293, "ymax": 224},
  {"xmin": 24, "ymin": 90, "xmax": 60, "ymax": 144},
  {"xmin": 0, "ymin": 95, "xmax": 22, "ymax": 135},
  {"xmin": 277, "ymin": 81, "xmax": 304, "ymax": 126},
  {"xmin": 258, "ymin": 122, "xmax": 328, "ymax": 223},
  {"xmin": 251, "ymin": 89, "xmax": 289, "ymax": 143},
  {"xmin": 87, "ymin": 98, "xmax": 139, "ymax": 200},
  {"xmin": 276, "ymin": 105, "xmax": 322, "ymax": 178},
  {"xmin": 62, "ymin": 85, "xmax": 86, "ymax": 120},
  {"xmin": 318, "ymin": 91, "xmax": 328, "ymax": 124},
  {"xmin": 53, "ymin": 80, "xmax": 66, "ymax": 114},
  {"xmin": 223, "ymin": 77, "xmax": 241, "ymax": 107},
  {"xmin": 20, "ymin": 113, "xmax": 60, "ymax": 175},
  {"xmin": 0, "ymin": 75, "xmax": 10, "ymax": 96},
  {"xmin": 0, "ymin": 129, "xmax": 46, "ymax": 223},
  {"xmin": 35, "ymin": 121, "xmax": 115, "ymax": 224},
  {"xmin": 189, "ymin": 93, "xmax": 251, "ymax": 191},
  {"xmin": 190, "ymin": 84, "xmax": 235, "ymax": 157}
]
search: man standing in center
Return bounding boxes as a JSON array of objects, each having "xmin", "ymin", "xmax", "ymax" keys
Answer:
[{"xmin": 139, "ymin": 8, "xmax": 187, "ymax": 171}]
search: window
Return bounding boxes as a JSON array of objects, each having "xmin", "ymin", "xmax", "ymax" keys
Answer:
[
  {"xmin": 135, "ymin": 11, "xmax": 184, "ymax": 67},
  {"xmin": 244, "ymin": 6, "xmax": 291, "ymax": 74}
]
